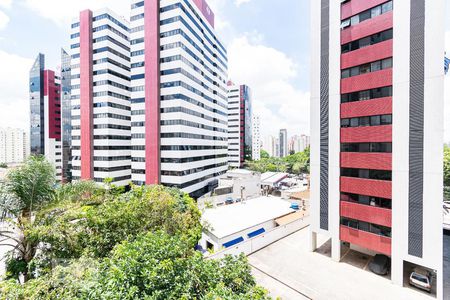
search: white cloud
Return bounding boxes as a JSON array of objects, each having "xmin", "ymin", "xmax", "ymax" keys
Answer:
[
  {"xmin": 227, "ymin": 35, "xmax": 310, "ymax": 139},
  {"xmin": 0, "ymin": 0, "xmax": 12, "ymax": 9},
  {"xmin": 0, "ymin": 10, "xmax": 9, "ymax": 30},
  {"xmin": 0, "ymin": 50, "xmax": 33, "ymax": 131},
  {"xmin": 21, "ymin": 0, "xmax": 130, "ymax": 26},
  {"xmin": 234, "ymin": 0, "xmax": 252, "ymax": 7}
]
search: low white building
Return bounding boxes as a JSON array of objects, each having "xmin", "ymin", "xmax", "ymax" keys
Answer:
[
  {"xmin": 199, "ymin": 169, "xmax": 261, "ymax": 207},
  {"xmin": 200, "ymin": 196, "xmax": 296, "ymax": 252}
]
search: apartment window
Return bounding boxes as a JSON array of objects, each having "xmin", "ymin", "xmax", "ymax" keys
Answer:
[
  {"xmin": 341, "ymin": 168, "xmax": 392, "ymax": 181},
  {"xmin": 341, "ymin": 114, "xmax": 392, "ymax": 128},
  {"xmin": 341, "ymin": 1, "xmax": 393, "ymax": 30},
  {"xmin": 341, "ymin": 86, "xmax": 392, "ymax": 103},
  {"xmin": 341, "ymin": 29, "xmax": 393, "ymax": 53}
]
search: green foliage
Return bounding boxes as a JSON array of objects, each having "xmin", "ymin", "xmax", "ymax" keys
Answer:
[
  {"xmin": 444, "ymin": 145, "xmax": 450, "ymax": 187},
  {"xmin": 247, "ymin": 146, "xmax": 310, "ymax": 175},
  {"xmin": 0, "ymin": 233, "xmax": 271, "ymax": 300},
  {"xmin": 4, "ymin": 155, "xmax": 56, "ymax": 216},
  {"xmin": 260, "ymin": 150, "xmax": 270, "ymax": 159},
  {"xmin": 0, "ymin": 162, "xmax": 8, "ymax": 169},
  {"xmin": 30, "ymin": 185, "xmax": 202, "ymax": 260}
]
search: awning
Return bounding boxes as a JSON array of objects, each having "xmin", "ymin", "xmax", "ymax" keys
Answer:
[{"xmin": 275, "ymin": 211, "xmax": 305, "ymax": 226}]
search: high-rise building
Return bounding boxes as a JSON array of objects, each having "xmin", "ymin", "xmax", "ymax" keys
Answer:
[
  {"xmin": 70, "ymin": 9, "xmax": 131, "ymax": 186},
  {"xmin": 263, "ymin": 135, "xmax": 275, "ymax": 158},
  {"xmin": 310, "ymin": 0, "xmax": 444, "ymax": 297},
  {"xmin": 61, "ymin": 48, "xmax": 72, "ymax": 182},
  {"xmin": 227, "ymin": 83, "xmax": 252, "ymax": 168},
  {"xmin": 130, "ymin": 0, "xmax": 228, "ymax": 198},
  {"xmin": 252, "ymin": 115, "xmax": 261, "ymax": 161},
  {"xmin": 279, "ymin": 129, "xmax": 287, "ymax": 158},
  {"xmin": 29, "ymin": 53, "xmax": 63, "ymax": 180},
  {"xmin": 0, "ymin": 128, "xmax": 27, "ymax": 164}
]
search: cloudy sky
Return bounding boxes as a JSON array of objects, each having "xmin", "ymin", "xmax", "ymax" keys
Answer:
[{"xmin": 0, "ymin": 0, "xmax": 448, "ymax": 141}]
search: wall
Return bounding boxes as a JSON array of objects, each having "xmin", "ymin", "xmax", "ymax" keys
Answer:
[{"xmin": 207, "ymin": 216, "xmax": 310, "ymax": 259}]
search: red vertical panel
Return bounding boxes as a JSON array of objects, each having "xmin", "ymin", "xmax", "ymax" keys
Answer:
[
  {"xmin": 145, "ymin": 0, "xmax": 161, "ymax": 185},
  {"xmin": 341, "ymin": 11, "xmax": 393, "ymax": 45},
  {"xmin": 341, "ymin": 0, "xmax": 388, "ymax": 20},
  {"xmin": 341, "ymin": 69, "xmax": 392, "ymax": 94},
  {"xmin": 192, "ymin": 0, "xmax": 215, "ymax": 28},
  {"xmin": 44, "ymin": 70, "xmax": 61, "ymax": 140},
  {"xmin": 80, "ymin": 10, "xmax": 93, "ymax": 180},
  {"xmin": 341, "ymin": 97, "xmax": 392, "ymax": 118},
  {"xmin": 340, "ymin": 226, "xmax": 391, "ymax": 255}
]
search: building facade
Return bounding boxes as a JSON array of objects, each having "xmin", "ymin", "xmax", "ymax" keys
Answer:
[
  {"xmin": 0, "ymin": 128, "xmax": 28, "ymax": 164},
  {"xmin": 252, "ymin": 115, "xmax": 261, "ymax": 161},
  {"xmin": 310, "ymin": 0, "xmax": 444, "ymax": 298},
  {"xmin": 129, "ymin": 0, "xmax": 228, "ymax": 198},
  {"xmin": 29, "ymin": 54, "xmax": 63, "ymax": 180},
  {"xmin": 279, "ymin": 129, "xmax": 287, "ymax": 158},
  {"xmin": 70, "ymin": 9, "xmax": 132, "ymax": 186},
  {"xmin": 227, "ymin": 83, "xmax": 252, "ymax": 168},
  {"xmin": 263, "ymin": 135, "xmax": 275, "ymax": 158},
  {"xmin": 61, "ymin": 48, "xmax": 72, "ymax": 182}
]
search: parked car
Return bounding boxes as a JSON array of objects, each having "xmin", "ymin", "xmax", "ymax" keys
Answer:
[
  {"xmin": 409, "ymin": 268, "xmax": 432, "ymax": 293},
  {"xmin": 368, "ymin": 254, "xmax": 391, "ymax": 275},
  {"xmin": 225, "ymin": 197, "xmax": 234, "ymax": 205}
]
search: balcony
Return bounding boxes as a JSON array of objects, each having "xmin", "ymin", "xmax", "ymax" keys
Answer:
[
  {"xmin": 341, "ymin": 125, "xmax": 392, "ymax": 143},
  {"xmin": 340, "ymin": 201, "xmax": 392, "ymax": 227},
  {"xmin": 341, "ymin": 0, "xmax": 389, "ymax": 20},
  {"xmin": 340, "ymin": 176, "xmax": 391, "ymax": 199},
  {"xmin": 341, "ymin": 152, "xmax": 391, "ymax": 170},
  {"xmin": 342, "ymin": 40, "xmax": 392, "ymax": 69},
  {"xmin": 341, "ymin": 11, "xmax": 393, "ymax": 45},
  {"xmin": 341, "ymin": 69, "xmax": 392, "ymax": 94},
  {"xmin": 341, "ymin": 97, "xmax": 392, "ymax": 119},
  {"xmin": 340, "ymin": 225, "xmax": 391, "ymax": 255}
]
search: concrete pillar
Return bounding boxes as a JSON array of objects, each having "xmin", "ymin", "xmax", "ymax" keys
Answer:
[
  {"xmin": 391, "ymin": 258, "xmax": 403, "ymax": 287},
  {"xmin": 310, "ymin": 230, "xmax": 317, "ymax": 252},
  {"xmin": 332, "ymin": 238, "xmax": 341, "ymax": 262}
]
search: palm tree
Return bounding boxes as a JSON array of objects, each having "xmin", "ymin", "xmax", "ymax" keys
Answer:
[{"xmin": 0, "ymin": 155, "xmax": 56, "ymax": 281}]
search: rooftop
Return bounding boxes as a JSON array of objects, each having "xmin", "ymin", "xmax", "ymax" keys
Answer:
[{"xmin": 202, "ymin": 196, "xmax": 295, "ymax": 239}]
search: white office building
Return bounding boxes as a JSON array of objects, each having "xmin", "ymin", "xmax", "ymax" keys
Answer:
[{"xmin": 0, "ymin": 128, "xmax": 28, "ymax": 164}]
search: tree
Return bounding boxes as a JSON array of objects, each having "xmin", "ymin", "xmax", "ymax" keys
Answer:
[
  {"xmin": 0, "ymin": 232, "xmax": 271, "ymax": 300},
  {"xmin": 0, "ymin": 155, "xmax": 56, "ymax": 281},
  {"xmin": 29, "ymin": 185, "xmax": 202, "ymax": 261},
  {"xmin": 260, "ymin": 150, "xmax": 270, "ymax": 159}
]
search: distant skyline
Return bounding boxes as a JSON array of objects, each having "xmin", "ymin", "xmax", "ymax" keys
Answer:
[{"xmin": 0, "ymin": 1, "xmax": 449, "ymax": 139}]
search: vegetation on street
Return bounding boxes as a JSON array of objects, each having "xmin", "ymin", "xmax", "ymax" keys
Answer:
[{"xmin": 246, "ymin": 147, "xmax": 310, "ymax": 175}]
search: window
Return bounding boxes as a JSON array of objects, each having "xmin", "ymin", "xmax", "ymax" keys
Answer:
[
  {"xmin": 341, "ymin": 118, "xmax": 350, "ymax": 127},
  {"xmin": 350, "ymin": 66, "xmax": 360, "ymax": 77},
  {"xmin": 342, "ymin": 69, "xmax": 350, "ymax": 78},
  {"xmin": 371, "ymin": 115, "xmax": 381, "ymax": 126},
  {"xmin": 360, "ymin": 117, "xmax": 370, "ymax": 126},
  {"xmin": 341, "ymin": 19, "xmax": 351, "ymax": 30},
  {"xmin": 382, "ymin": 58, "xmax": 393, "ymax": 69},
  {"xmin": 350, "ymin": 118, "xmax": 359, "ymax": 127},
  {"xmin": 382, "ymin": 1, "xmax": 393, "ymax": 13},
  {"xmin": 371, "ymin": 61, "xmax": 382, "ymax": 72},
  {"xmin": 359, "ymin": 36, "xmax": 371, "ymax": 48},
  {"xmin": 360, "ymin": 63, "xmax": 371, "ymax": 74},
  {"xmin": 359, "ymin": 90, "xmax": 370, "ymax": 101},
  {"xmin": 371, "ymin": 5, "xmax": 382, "ymax": 18},
  {"xmin": 359, "ymin": 10, "xmax": 371, "ymax": 23},
  {"xmin": 381, "ymin": 114, "xmax": 392, "ymax": 125},
  {"xmin": 351, "ymin": 15, "xmax": 360, "ymax": 26}
]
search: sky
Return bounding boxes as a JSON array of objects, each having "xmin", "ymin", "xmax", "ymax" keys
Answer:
[{"xmin": 0, "ymin": 0, "xmax": 448, "ymax": 141}]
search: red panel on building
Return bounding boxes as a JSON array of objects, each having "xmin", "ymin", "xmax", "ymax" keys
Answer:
[
  {"xmin": 79, "ymin": 10, "xmax": 93, "ymax": 180},
  {"xmin": 341, "ymin": 0, "xmax": 389, "ymax": 20},
  {"xmin": 340, "ymin": 201, "xmax": 392, "ymax": 227},
  {"xmin": 341, "ymin": 152, "xmax": 391, "ymax": 170},
  {"xmin": 43, "ymin": 70, "xmax": 61, "ymax": 140},
  {"xmin": 192, "ymin": 0, "xmax": 215, "ymax": 28},
  {"xmin": 341, "ymin": 176, "xmax": 392, "ymax": 199},
  {"xmin": 341, "ymin": 40, "xmax": 392, "ymax": 69},
  {"xmin": 340, "ymin": 226, "xmax": 391, "ymax": 255},
  {"xmin": 341, "ymin": 11, "xmax": 393, "ymax": 45},
  {"xmin": 341, "ymin": 125, "xmax": 392, "ymax": 143},
  {"xmin": 145, "ymin": 0, "xmax": 161, "ymax": 185},
  {"xmin": 341, "ymin": 97, "xmax": 392, "ymax": 118},
  {"xmin": 341, "ymin": 69, "xmax": 392, "ymax": 94}
]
